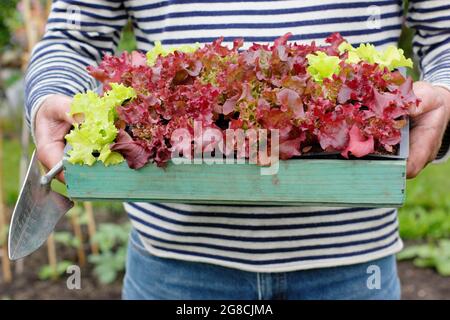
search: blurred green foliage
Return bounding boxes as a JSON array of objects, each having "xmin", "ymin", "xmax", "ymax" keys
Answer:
[
  {"xmin": 38, "ymin": 260, "xmax": 73, "ymax": 280},
  {"xmin": 117, "ymin": 23, "xmax": 137, "ymax": 53},
  {"xmin": 399, "ymin": 161, "xmax": 450, "ymax": 240},
  {"xmin": 2, "ymin": 138, "xmax": 21, "ymax": 205},
  {"xmin": 0, "ymin": 0, "xmax": 19, "ymax": 52},
  {"xmin": 89, "ymin": 222, "xmax": 131, "ymax": 284},
  {"xmin": 397, "ymin": 161, "xmax": 450, "ymax": 276},
  {"xmin": 398, "ymin": 240, "xmax": 450, "ymax": 276},
  {"xmin": 399, "ymin": 26, "xmax": 420, "ymax": 80}
]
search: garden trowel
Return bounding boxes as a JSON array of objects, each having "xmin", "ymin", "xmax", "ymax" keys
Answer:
[{"xmin": 8, "ymin": 150, "xmax": 73, "ymax": 260}]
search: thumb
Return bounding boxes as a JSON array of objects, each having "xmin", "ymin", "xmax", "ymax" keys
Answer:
[
  {"xmin": 411, "ymin": 81, "xmax": 444, "ymax": 117},
  {"xmin": 39, "ymin": 95, "xmax": 74, "ymax": 124},
  {"xmin": 35, "ymin": 95, "xmax": 74, "ymax": 182},
  {"xmin": 37, "ymin": 142, "xmax": 66, "ymax": 182}
]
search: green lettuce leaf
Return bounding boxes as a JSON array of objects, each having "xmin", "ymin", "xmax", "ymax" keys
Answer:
[
  {"xmin": 338, "ymin": 41, "xmax": 413, "ymax": 71},
  {"xmin": 146, "ymin": 41, "xmax": 200, "ymax": 66},
  {"xmin": 98, "ymin": 145, "xmax": 124, "ymax": 166},
  {"xmin": 377, "ymin": 45, "xmax": 413, "ymax": 70},
  {"xmin": 65, "ymin": 83, "xmax": 136, "ymax": 166},
  {"xmin": 306, "ymin": 51, "xmax": 341, "ymax": 82}
]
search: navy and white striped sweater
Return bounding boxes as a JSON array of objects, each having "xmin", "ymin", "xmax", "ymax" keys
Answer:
[{"xmin": 25, "ymin": 0, "xmax": 450, "ymax": 272}]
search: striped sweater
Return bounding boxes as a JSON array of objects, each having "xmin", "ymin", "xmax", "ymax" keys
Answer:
[{"xmin": 25, "ymin": 0, "xmax": 450, "ymax": 272}]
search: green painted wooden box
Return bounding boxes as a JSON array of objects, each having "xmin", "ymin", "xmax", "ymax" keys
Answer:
[{"xmin": 64, "ymin": 158, "xmax": 407, "ymax": 207}]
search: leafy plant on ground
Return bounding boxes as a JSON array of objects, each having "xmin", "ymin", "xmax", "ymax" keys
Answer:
[
  {"xmin": 399, "ymin": 160, "xmax": 450, "ymax": 241},
  {"xmin": 38, "ymin": 260, "xmax": 73, "ymax": 281},
  {"xmin": 397, "ymin": 159, "xmax": 450, "ymax": 276},
  {"xmin": 399, "ymin": 207, "xmax": 450, "ymax": 240},
  {"xmin": 53, "ymin": 231, "xmax": 81, "ymax": 249},
  {"xmin": 397, "ymin": 240, "xmax": 450, "ymax": 276},
  {"xmin": 36, "ymin": 230, "xmax": 79, "ymax": 280},
  {"xmin": 88, "ymin": 222, "xmax": 131, "ymax": 284}
]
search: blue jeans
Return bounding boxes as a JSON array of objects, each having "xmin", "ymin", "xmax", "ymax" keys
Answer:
[{"xmin": 122, "ymin": 228, "xmax": 401, "ymax": 300}]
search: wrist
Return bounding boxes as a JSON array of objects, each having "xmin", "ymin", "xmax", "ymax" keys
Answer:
[{"xmin": 31, "ymin": 94, "xmax": 55, "ymax": 144}]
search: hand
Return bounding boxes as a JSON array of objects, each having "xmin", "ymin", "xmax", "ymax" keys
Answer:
[
  {"xmin": 408, "ymin": 81, "xmax": 450, "ymax": 178},
  {"xmin": 35, "ymin": 95, "xmax": 74, "ymax": 182}
]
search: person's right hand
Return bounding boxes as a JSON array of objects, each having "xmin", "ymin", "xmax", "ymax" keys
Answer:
[{"xmin": 35, "ymin": 94, "xmax": 74, "ymax": 182}]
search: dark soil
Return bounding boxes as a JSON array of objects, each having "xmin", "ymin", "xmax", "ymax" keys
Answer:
[
  {"xmin": 398, "ymin": 260, "xmax": 450, "ymax": 300},
  {"xmin": 0, "ymin": 206, "xmax": 448, "ymax": 300},
  {"xmin": 1, "ymin": 263, "xmax": 122, "ymax": 300},
  {"xmin": 3, "ymin": 258, "xmax": 448, "ymax": 300},
  {"xmin": 0, "ymin": 206, "xmax": 124, "ymax": 299}
]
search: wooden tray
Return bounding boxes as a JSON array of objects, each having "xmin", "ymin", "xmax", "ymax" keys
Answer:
[{"xmin": 64, "ymin": 158, "xmax": 406, "ymax": 207}]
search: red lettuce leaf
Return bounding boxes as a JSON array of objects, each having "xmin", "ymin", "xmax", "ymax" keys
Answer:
[{"xmin": 110, "ymin": 130, "xmax": 152, "ymax": 169}]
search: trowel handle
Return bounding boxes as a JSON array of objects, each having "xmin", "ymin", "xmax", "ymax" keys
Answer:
[{"xmin": 40, "ymin": 161, "xmax": 64, "ymax": 186}]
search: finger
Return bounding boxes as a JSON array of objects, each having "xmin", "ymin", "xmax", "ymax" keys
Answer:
[
  {"xmin": 407, "ymin": 123, "xmax": 440, "ymax": 179},
  {"xmin": 37, "ymin": 141, "xmax": 66, "ymax": 183},
  {"xmin": 411, "ymin": 82, "xmax": 444, "ymax": 117}
]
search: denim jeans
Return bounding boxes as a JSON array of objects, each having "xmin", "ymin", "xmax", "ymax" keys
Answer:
[{"xmin": 122, "ymin": 228, "xmax": 401, "ymax": 300}]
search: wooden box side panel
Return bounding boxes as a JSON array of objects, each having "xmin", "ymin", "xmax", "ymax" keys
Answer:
[{"xmin": 64, "ymin": 159, "xmax": 406, "ymax": 207}]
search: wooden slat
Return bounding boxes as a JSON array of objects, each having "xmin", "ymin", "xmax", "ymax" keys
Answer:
[{"xmin": 64, "ymin": 159, "xmax": 406, "ymax": 207}]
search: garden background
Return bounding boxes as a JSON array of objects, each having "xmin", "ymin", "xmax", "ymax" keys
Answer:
[{"xmin": 0, "ymin": 0, "xmax": 449, "ymax": 299}]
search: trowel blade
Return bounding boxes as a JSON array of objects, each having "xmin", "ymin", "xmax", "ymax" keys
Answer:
[{"xmin": 8, "ymin": 151, "xmax": 73, "ymax": 260}]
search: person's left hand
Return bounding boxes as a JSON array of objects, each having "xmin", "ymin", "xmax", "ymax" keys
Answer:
[{"xmin": 407, "ymin": 81, "xmax": 450, "ymax": 178}]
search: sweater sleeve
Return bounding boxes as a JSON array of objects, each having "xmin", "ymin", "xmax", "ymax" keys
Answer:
[
  {"xmin": 406, "ymin": 0, "xmax": 450, "ymax": 162},
  {"xmin": 24, "ymin": 0, "xmax": 129, "ymax": 130}
]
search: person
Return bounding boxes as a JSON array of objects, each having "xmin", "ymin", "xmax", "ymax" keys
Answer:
[{"xmin": 26, "ymin": 0, "xmax": 450, "ymax": 300}]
